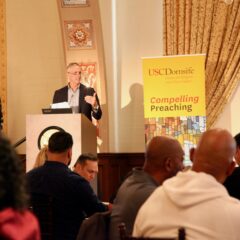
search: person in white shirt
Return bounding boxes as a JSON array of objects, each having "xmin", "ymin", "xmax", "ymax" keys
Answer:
[{"xmin": 133, "ymin": 128, "xmax": 240, "ymax": 240}]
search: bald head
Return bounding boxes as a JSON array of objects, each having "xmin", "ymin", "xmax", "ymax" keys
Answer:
[
  {"xmin": 191, "ymin": 128, "xmax": 236, "ymax": 183},
  {"xmin": 144, "ymin": 136, "xmax": 184, "ymax": 184}
]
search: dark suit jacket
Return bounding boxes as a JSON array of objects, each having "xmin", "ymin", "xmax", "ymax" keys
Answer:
[{"xmin": 52, "ymin": 84, "xmax": 102, "ymax": 121}]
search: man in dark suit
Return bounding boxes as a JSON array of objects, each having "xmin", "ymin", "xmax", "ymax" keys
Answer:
[{"xmin": 52, "ymin": 62, "xmax": 102, "ymax": 121}]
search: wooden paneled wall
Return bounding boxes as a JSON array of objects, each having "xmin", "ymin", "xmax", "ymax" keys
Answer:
[{"xmin": 98, "ymin": 153, "xmax": 145, "ymax": 202}]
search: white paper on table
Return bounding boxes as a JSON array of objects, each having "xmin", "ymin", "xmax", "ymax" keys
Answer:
[{"xmin": 51, "ymin": 102, "xmax": 71, "ymax": 109}]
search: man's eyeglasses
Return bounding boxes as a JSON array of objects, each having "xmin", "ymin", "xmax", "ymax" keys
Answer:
[{"xmin": 68, "ymin": 71, "xmax": 81, "ymax": 75}]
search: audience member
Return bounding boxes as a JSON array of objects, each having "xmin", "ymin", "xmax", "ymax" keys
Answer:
[
  {"xmin": 73, "ymin": 153, "xmax": 98, "ymax": 182},
  {"xmin": 52, "ymin": 62, "xmax": 102, "ymax": 121},
  {"xmin": 109, "ymin": 136, "xmax": 184, "ymax": 240},
  {"xmin": 26, "ymin": 131, "xmax": 107, "ymax": 240},
  {"xmin": 224, "ymin": 132, "xmax": 240, "ymax": 199},
  {"xmin": 0, "ymin": 135, "xmax": 40, "ymax": 240},
  {"xmin": 33, "ymin": 145, "xmax": 48, "ymax": 168},
  {"xmin": 133, "ymin": 128, "xmax": 240, "ymax": 240}
]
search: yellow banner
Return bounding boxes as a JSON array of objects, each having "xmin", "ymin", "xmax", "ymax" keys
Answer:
[{"xmin": 143, "ymin": 55, "xmax": 206, "ymax": 118}]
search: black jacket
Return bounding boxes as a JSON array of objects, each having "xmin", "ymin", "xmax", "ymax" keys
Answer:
[
  {"xmin": 27, "ymin": 161, "xmax": 107, "ymax": 240},
  {"xmin": 52, "ymin": 84, "xmax": 102, "ymax": 121}
]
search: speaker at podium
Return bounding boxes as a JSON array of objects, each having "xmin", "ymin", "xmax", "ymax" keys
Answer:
[{"xmin": 26, "ymin": 113, "xmax": 98, "ymax": 194}]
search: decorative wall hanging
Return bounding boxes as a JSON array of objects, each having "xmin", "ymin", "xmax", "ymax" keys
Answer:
[
  {"xmin": 79, "ymin": 62, "xmax": 97, "ymax": 88},
  {"xmin": 62, "ymin": 0, "xmax": 89, "ymax": 7},
  {"xmin": 65, "ymin": 20, "xmax": 94, "ymax": 49}
]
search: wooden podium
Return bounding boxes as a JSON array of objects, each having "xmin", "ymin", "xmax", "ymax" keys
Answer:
[{"xmin": 26, "ymin": 114, "xmax": 97, "ymax": 191}]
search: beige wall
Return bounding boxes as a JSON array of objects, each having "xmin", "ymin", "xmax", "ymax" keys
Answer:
[
  {"xmin": 214, "ymin": 81, "xmax": 240, "ymax": 136},
  {"xmin": 6, "ymin": 0, "xmax": 65, "ymax": 153},
  {"xmin": 99, "ymin": 0, "xmax": 164, "ymax": 152},
  {"xmin": 6, "ymin": 0, "xmax": 240, "ymax": 154}
]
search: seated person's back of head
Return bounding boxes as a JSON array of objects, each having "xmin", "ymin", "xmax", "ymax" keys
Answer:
[
  {"xmin": 133, "ymin": 128, "xmax": 240, "ymax": 240},
  {"xmin": 109, "ymin": 136, "xmax": 184, "ymax": 240},
  {"xmin": 0, "ymin": 134, "xmax": 40, "ymax": 240},
  {"xmin": 26, "ymin": 131, "xmax": 107, "ymax": 240},
  {"xmin": 33, "ymin": 145, "xmax": 48, "ymax": 169}
]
